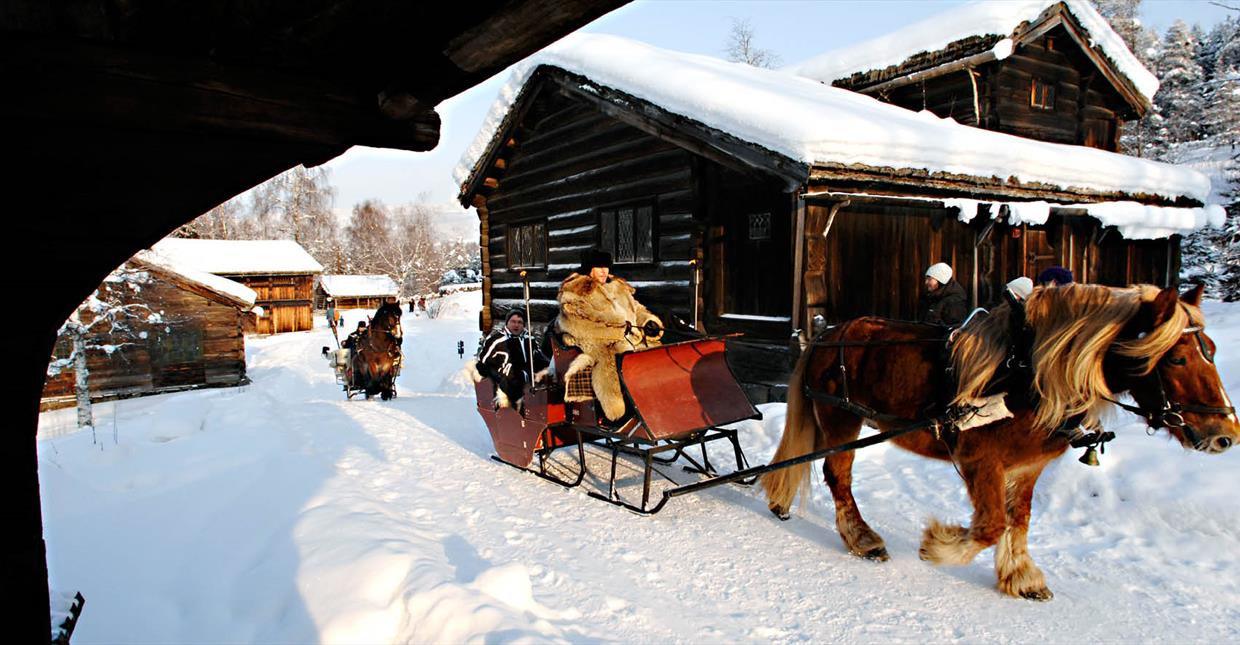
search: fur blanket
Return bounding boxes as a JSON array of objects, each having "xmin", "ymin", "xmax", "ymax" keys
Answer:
[{"xmin": 556, "ymin": 273, "xmax": 662, "ymax": 420}]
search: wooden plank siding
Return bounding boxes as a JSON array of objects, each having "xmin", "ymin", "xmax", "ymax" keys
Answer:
[
  {"xmin": 224, "ymin": 273, "xmax": 316, "ymax": 334},
  {"xmin": 41, "ymin": 267, "xmax": 249, "ymax": 410},
  {"xmin": 479, "ymin": 90, "xmax": 699, "ymax": 330},
  {"xmin": 803, "ymin": 199, "xmax": 1181, "ymax": 325}
]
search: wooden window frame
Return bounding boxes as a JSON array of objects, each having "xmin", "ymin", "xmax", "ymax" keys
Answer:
[
  {"xmin": 506, "ymin": 218, "xmax": 548, "ymax": 270},
  {"xmin": 596, "ymin": 200, "xmax": 657, "ymax": 266},
  {"xmin": 1030, "ymin": 78, "xmax": 1055, "ymax": 111}
]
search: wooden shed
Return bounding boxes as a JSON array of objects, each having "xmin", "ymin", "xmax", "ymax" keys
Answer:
[
  {"xmin": 42, "ymin": 250, "xmax": 256, "ymax": 410},
  {"xmin": 456, "ymin": 31, "xmax": 1221, "ymax": 400},
  {"xmin": 316, "ymin": 274, "xmax": 400, "ymax": 310},
  {"xmin": 153, "ymin": 239, "xmax": 323, "ymax": 334}
]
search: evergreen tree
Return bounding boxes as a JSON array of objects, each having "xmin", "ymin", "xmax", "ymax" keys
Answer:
[{"xmin": 1151, "ymin": 20, "xmax": 1206, "ymax": 150}]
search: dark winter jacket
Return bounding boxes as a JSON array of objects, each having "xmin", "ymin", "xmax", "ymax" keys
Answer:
[
  {"xmin": 918, "ymin": 279, "xmax": 969, "ymax": 326},
  {"xmin": 478, "ymin": 329, "xmax": 548, "ymax": 383}
]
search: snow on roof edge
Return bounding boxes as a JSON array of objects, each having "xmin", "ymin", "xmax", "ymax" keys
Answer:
[
  {"xmin": 152, "ymin": 239, "xmax": 324, "ymax": 275},
  {"xmin": 131, "ymin": 249, "xmax": 258, "ymax": 307},
  {"xmin": 455, "ymin": 33, "xmax": 1206, "ymax": 209},
  {"xmin": 784, "ymin": 0, "xmax": 1157, "ymax": 103},
  {"xmin": 320, "ymin": 275, "xmax": 400, "ymax": 298}
]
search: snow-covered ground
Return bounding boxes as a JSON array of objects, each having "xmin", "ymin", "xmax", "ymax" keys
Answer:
[{"xmin": 38, "ymin": 293, "xmax": 1240, "ymax": 643}]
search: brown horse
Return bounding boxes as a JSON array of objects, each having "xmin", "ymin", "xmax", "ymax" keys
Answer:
[
  {"xmin": 762, "ymin": 284, "xmax": 1238, "ymax": 600},
  {"xmin": 351, "ymin": 301, "xmax": 403, "ymax": 400}
]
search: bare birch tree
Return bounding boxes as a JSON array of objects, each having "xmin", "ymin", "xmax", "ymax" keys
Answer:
[{"xmin": 724, "ymin": 17, "xmax": 782, "ymax": 69}]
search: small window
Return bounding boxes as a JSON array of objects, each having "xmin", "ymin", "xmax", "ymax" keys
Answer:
[
  {"xmin": 1031, "ymin": 78, "xmax": 1055, "ymax": 110},
  {"xmin": 598, "ymin": 203, "xmax": 655, "ymax": 264},
  {"xmin": 748, "ymin": 212, "xmax": 771, "ymax": 240},
  {"xmin": 507, "ymin": 220, "xmax": 547, "ymax": 269}
]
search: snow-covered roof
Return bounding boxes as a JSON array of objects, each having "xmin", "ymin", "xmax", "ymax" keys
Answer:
[
  {"xmin": 785, "ymin": 0, "xmax": 1158, "ymax": 105},
  {"xmin": 130, "ymin": 249, "xmax": 258, "ymax": 308},
  {"xmin": 320, "ymin": 275, "xmax": 400, "ymax": 298},
  {"xmin": 456, "ymin": 34, "xmax": 1215, "ymax": 238},
  {"xmin": 151, "ymin": 239, "xmax": 323, "ymax": 275}
]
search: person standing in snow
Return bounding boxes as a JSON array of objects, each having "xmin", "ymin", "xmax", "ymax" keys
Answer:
[
  {"xmin": 918, "ymin": 262, "xmax": 968, "ymax": 326},
  {"xmin": 326, "ymin": 298, "xmax": 337, "ymax": 331}
]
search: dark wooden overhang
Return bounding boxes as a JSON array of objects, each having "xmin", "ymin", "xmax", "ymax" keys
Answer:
[
  {"xmin": 6, "ymin": 1, "xmax": 627, "ymax": 640},
  {"xmin": 458, "ymin": 65, "xmax": 810, "ymax": 207},
  {"xmin": 833, "ymin": 1, "xmax": 1151, "ymax": 118}
]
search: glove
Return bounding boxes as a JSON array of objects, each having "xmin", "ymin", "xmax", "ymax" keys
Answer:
[{"xmin": 643, "ymin": 319, "xmax": 664, "ymax": 339}]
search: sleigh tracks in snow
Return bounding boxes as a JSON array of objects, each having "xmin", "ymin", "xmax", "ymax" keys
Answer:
[{"xmin": 476, "ymin": 331, "xmax": 973, "ymax": 515}]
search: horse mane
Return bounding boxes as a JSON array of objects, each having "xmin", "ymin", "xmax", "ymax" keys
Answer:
[{"xmin": 951, "ymin": 284, "xmax": 1202, "ymax": 432}]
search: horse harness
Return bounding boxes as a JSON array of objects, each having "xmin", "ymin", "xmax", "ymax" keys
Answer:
[
  {"xmin": 1103, "ymin": 325, "xmax": 1235, "ymax": 448},
  {"xmin": 800, "ymin": 319, "xmax": 981, "ymax": 457}
]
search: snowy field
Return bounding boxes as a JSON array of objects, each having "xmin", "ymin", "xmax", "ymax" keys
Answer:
[{"xmin": 39, "ymin": 292, "xmax": 1240, "ymax": 643}]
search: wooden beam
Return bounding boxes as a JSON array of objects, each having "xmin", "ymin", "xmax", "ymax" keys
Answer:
[
  {"xmin": 1, "ymin": 35, "xmax": 441, "ymax": 152},
  {"xmin": 444, "ymin": 0, "xmax": 630, "ymax": 74},
  {"xmin": 859, "ymin": 48, "xmax": 1000, "ymax": 97}
]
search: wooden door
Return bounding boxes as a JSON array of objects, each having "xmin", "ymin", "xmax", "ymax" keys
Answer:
[{"xmin": 712, "ymin": 178, "xmax": 791, "ymax": 319}]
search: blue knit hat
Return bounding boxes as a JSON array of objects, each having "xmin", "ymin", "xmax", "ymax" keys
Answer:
[{"xmin": 1036, "ymin": 266, "xmax": 1073, "ymax": 285}]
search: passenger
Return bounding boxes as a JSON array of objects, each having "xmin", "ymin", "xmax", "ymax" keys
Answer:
[
  {"xmin": 1036, "ymin": 266, "xmax": 1074, "ymax": 287},
  {"xmin": 557, "ymin": 250, "xmax": 663, "ymax": 422},
  {"xmin": 1005, "ymin": 276, "xmax": 1034, "ymax": 304},
  {"xmin": 918, "ymin": 262, "xmax": 968, "ymax": 326},
  {"xmin": 478, "ymin": 309, "xmax": 548, "ymax": 396}
]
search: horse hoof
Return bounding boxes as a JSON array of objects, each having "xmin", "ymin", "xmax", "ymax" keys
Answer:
[
  {"xmin": 769, "ymin": 505, "xmax": 791, "ymax": 521},
  {"xmin": 859, "ymin": 547, "xmax": 890, "ymax": 562},
  {"xmin": 1020, "ymin": 587, "xmax": 1054, "ymax": 602}
]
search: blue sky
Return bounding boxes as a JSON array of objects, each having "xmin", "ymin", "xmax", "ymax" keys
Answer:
[{"xmin": 321, "ymin": 0, "xmax": 1236, "ymax": 219}]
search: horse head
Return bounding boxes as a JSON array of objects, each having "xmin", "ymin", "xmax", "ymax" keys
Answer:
[{"xmin": 1108, "ymin": 284, "xmax": 1238, "ymax": 454}]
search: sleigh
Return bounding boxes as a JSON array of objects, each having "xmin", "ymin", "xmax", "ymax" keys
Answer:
[
  {"xmin": 323, "ymin": 347, "xmax": 366, "ymax": 399},
  {"xmin": 474, "ymin": 336, "xmax": 762, "ymax": 513}
]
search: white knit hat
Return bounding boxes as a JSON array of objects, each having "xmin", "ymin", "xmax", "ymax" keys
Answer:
[
  {"xmin": 925, "ymin": 262, "xmax": 953, "ymax": 284},
  {"xmin": 1006, "ymin": 276, "xmax": 1034, "ymax": 301}
]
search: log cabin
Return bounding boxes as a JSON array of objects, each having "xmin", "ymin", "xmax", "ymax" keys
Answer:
[
  {"xmin": 786, "ymin": 0, "xmax": 1154, "ymax": 151},
  {"xmin": 456, "ymin": 28, "xmax": 1222, "ymax": 402},
  {"xmin": 41, "ymin": 250, "xmax": 256, "ymax": 411},
  {"xmin": 152, "ymin": 239, "xmax": 323, "ymax": 334},
  {"xmin": 317, "ymin": 275, "xmax": 401, "ymax": 310}
]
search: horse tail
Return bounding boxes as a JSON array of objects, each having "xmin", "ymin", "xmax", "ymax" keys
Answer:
[{"xmin": 762, "ymin": 343, "xmax": 818, "ymax": 516}]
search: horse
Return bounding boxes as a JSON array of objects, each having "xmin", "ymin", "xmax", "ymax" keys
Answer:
[
  {"xmin": 762, "ymin": 283, "xmax": 1238, "ymax": 600},
  {"xmin": 351, "ymin": 301, "xmax": 403, "ymax": 400}
]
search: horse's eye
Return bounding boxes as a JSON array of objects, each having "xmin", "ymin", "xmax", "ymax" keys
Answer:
[{"xmin": 1166, "ymin": 355, "xmax": 1187, "ymax": 366}]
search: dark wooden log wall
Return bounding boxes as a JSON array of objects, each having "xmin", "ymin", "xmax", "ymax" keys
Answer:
[
  {"xmin": 479, "ymin": 90, "xmax": 698, "ymax": 329},
  {"xmin": 806, "ymin": 199, "xmax": 1179, "ymax": 325},
  {"xmin": 227, "ymin": 273, "xmax": 316, "ymax": 334},
  {"xmin": 879, "ymin": 26, "xmax": 1127, "ymax": 151},
  {"xmin": 41, "ymin": 273, "xmax": 247, "ymax": 409}
]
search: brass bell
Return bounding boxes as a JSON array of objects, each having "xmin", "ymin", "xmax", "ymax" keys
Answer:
[{"xmin": 1079, "ymin": 446, "xmax": 1100, "ymax": 467}]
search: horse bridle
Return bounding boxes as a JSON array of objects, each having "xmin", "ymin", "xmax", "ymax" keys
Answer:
[{"xmin": 1105, "ymin": 327, "xmax": 1235, "ymax": 445}]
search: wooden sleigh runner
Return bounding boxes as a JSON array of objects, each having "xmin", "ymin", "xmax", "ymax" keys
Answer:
[{"xmin": 474, "ymin": 337, "xmax": 762, "ymax": 514}]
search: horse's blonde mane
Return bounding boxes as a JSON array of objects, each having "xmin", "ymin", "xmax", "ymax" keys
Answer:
[{"xmin": 951, "ymin": 284, "xmax": 1200, "ymax": 432}]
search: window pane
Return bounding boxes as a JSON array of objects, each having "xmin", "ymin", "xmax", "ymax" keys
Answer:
[
  {"xmin": 617, "ymin": 208, "xmax": 635, "ymax": 262},
  {"xmin": 748, "ymin": 212, "xmax": 771, "ymax": 240},
  {"xmin": 635, "ymin": 206, "xmax": 654, "ymax": 262}
]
